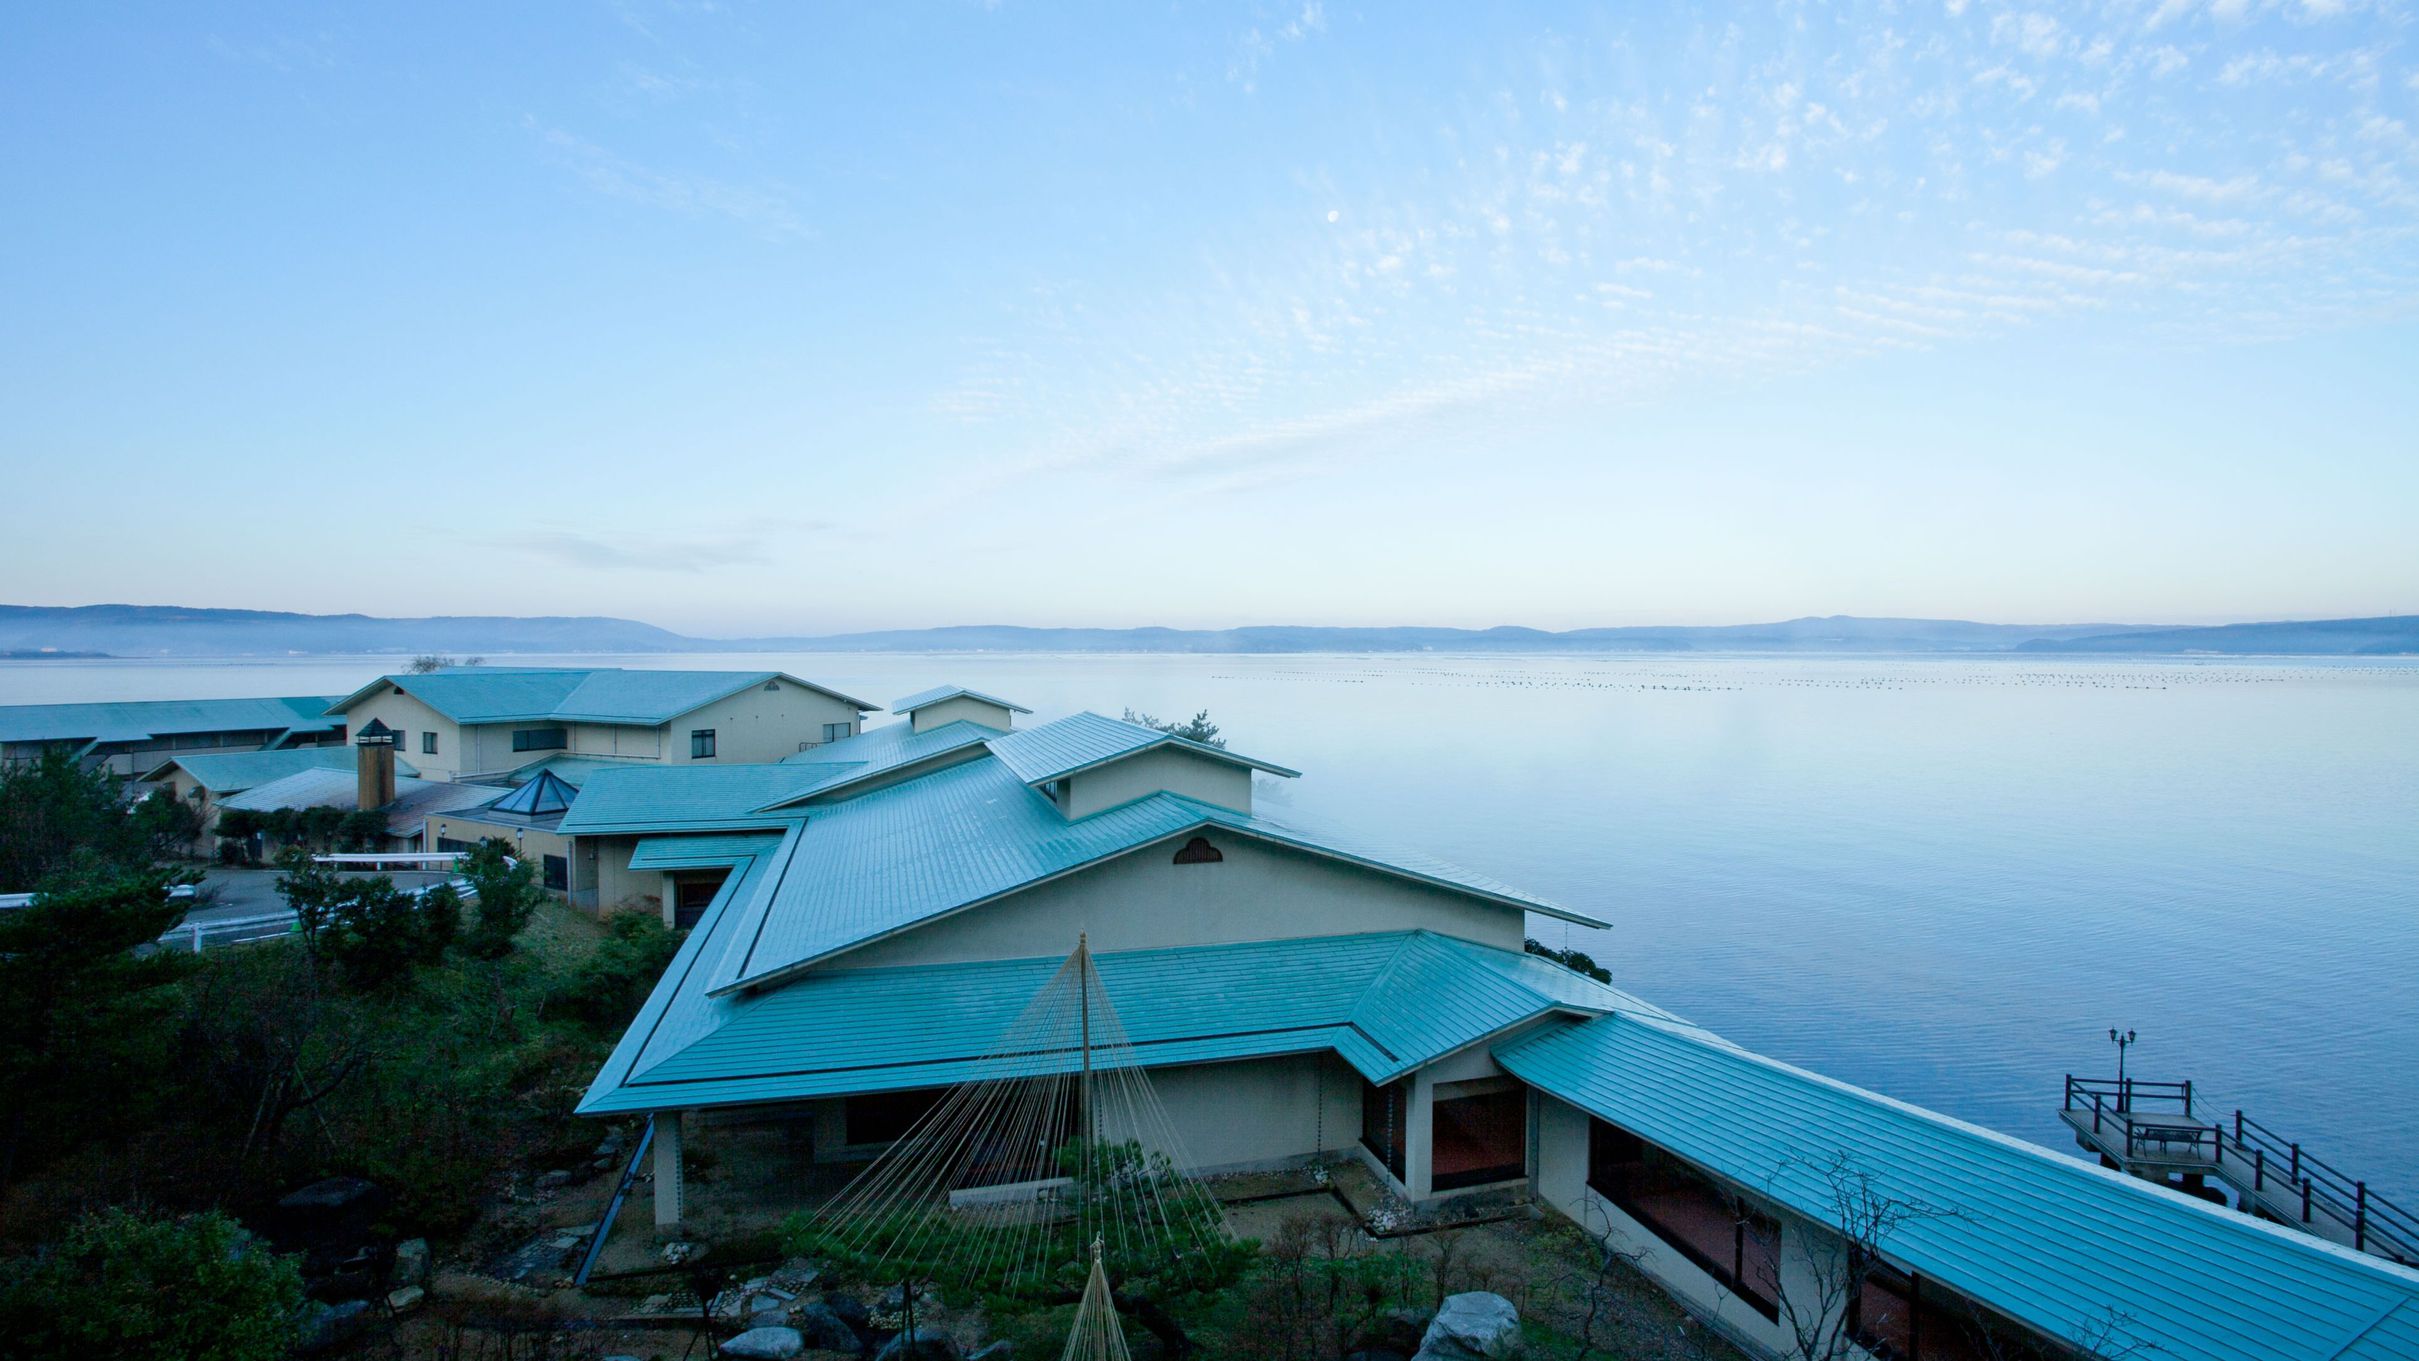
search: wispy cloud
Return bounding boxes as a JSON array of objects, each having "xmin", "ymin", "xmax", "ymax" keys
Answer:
[
  {"xmin": 526, "ymin": 119, "xmax": 806, "ymax": 240},
  {"xmin": 483, "ymin": 517, "xmax": 839, "ymax": 573}
]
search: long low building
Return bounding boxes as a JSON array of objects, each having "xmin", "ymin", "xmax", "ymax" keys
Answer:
[
  {"xmin": 569, "ymin": 695, "xmax": 2419, "ymax": 1361},
  {"xmin": 0, "ymin": 694, "xmax": 344, "ymax": 776}
]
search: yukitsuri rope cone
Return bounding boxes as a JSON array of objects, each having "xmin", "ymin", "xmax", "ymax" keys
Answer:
[
  {"xmin": 800, "ymin": 934, "xmax": 1232, "ymax": 1298},
  {"xmin": 1059, "ymin": 1237, "xmax": 1135, "ymax": 1361}
]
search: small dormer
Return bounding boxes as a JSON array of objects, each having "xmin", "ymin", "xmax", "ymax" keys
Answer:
[
  {"xmin": 988, "ymin": 711, "xmax": 1298, "ymax": 818},
  {"xmin": 892, "ymin": 685, "xmax": 1033, "ymax": 735}
]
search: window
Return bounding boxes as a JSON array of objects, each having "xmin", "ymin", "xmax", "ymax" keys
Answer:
[
  {"xmin": 690, "ymin": 728, "xmax": 717, "ymax": 759},
  {"xmin": 822, "ymin": 721, "xmax": 853, "ymax": 743},
  {"xmin": 1587, "ymin": 1118, "xmax": 1780, "ymax": 1320},
  {"xmin": 512, "ymin": 727, "xmax": 567, "ymax": 752},
  {"xmin": 421, "ymin": 731, "xmax": 438, "ymax": 754},
  {"xmin": 672, "ymin": 873, "xmax": 727, "ymax": 929},
  {"xmin": 1173, "ymin": 835, "xmax": 1223, "ymax": 865},
  {"xmin": 1361, "ymin": 1078, "xmax": 1408, "ymax": 1181},
  {"xmin": 846, "ymin": 1089, "xmax": 944, "ymax": 1147},
  {"xmin": 1853, "ymin": 1262, "xmax": 2030, "ymax": 1361},
  {"xmin": 542, "ymin": 855, "xmax": 569, "ymax": 891},
  {"xmin": 1430, "ymin": 1084, "xmax": 1527, "ymax": 1191},
  {"xmin": 436, "ymin": 836, "xmax": 476, "ymax": 854}
]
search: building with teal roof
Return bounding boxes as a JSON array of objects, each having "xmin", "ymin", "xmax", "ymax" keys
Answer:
[
  {"xmin": 326, "ymin": 665, "xmax": 878, "ymax": 782},
  {"xmin": 0, "ymin": 693, "xmax": 344, "ymax": 777},
  {"xmin": 564, "ymin": 700, "xmax": 2419, "ymax": 1360}
]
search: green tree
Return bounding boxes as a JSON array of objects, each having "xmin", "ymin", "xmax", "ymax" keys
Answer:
[
  {"xmin": 0, "ymin": 873, "xmax": 190, "ymax": 1189},
  {"xmin": 1121, "ymin": 707, "xmax": 1225, "ymax": 748},
  {"xmin": 0, "ymin": 1208, "xmax": 303, "ymax": 1361},
  {"xmin": 549, "ymin": 910, "xmax": 682, "ymax": 1032},
  {"xmin": 451, "ymin": 837, "xmax": 543, "ymax": 961},
  {"xmin": 277, "ymin": 852, "xmax": 455, "ymax": 990},
  {"xmin": 129, "ymin": 786, "xmax": 206, "ymax": 859},
  {"xmin": 0, "ymin": 749, "xmax": 147, "ymax": 889}
]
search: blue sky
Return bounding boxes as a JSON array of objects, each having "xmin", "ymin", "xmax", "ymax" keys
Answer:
[{"xmin": 2, "ymin": 2, "xmax": 2414, "ymax": 634}]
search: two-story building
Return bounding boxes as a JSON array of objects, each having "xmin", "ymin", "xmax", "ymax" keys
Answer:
[
  {"xmin": 569, "ymin": 701, "xmax": 2419, "ymax": 1361},
  {"xmin": 324, "ymin": 667, "xmax": 877, "ymax": 783}
]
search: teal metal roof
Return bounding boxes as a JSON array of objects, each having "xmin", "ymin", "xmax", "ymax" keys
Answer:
[
  {"xmin": 766, "ymin": 720, "xmax": 998, "ymax": 800},
  {"xmin": 579, "ymin": 926, "xmax": 1653, "ymax": 1116},
  {"xmin": 329, "ymin": 668, "xmax": 876, "ymax": 725},
  {"xmin": 556, "ymin": 764, "xmax": 830, "ymax": 834},
  {"xmin": 986, "ymin": 711, "xmax": 1300, "ymax": 786},
  {"xmin": 891, "ymin": 685, "xmax": 1033, "ymax": 716},
  {"xmin": 219, "ymin": 767, "xmax": 495, "ymax": 837},
  {"xmin": 0, "ymin": 695, "xmax": 341, "ymax": 746},
  {"xmin": 141, "ymin": 745, "xmax": 416, "ymax": 792},
  {"xmin": 628, "ymin": 832, "xmax": 788, "ymax": 871},
  {"xmin": 696, "ymin": 758, "xmax": 1601, "ymax": 996},
  {"xmin": 1496, "ymin": 1016, "xmax": 2419, "ymax": 1361},
  {"xmin": 496, "ymin": 753, "xmax": 652, "ymax": 786}
]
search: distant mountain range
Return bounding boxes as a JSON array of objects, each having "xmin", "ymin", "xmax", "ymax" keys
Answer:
[{"xmin": 1, "ymin": 604, "xmax": 2413, "ymax": 658}]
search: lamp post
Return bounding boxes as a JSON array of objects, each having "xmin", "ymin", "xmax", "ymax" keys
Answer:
[{"xmin": 2110, "ymin": 1028, "xmax": 2137, "ymax": 1111}]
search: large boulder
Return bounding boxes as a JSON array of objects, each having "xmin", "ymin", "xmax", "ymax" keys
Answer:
[
  {"xmin": 721, "ymin": 1326, "xmax": 806, "ymax": 1360},
  {"xmin": 826, "ymin": 1293, "xmax": 872, "ymax": 1334},
  {"xmin": 874, "ymin": 1326, "xmax": 961, "ymax": 1361},
  {"xmin": 1413, "ymin": 1292, "xmax": 1522, "ymax": 1360},
  {"xmin": 392, "ymin": 1237, "xmax": 431, "ymax": 1288},
  {"xmin": 294, "ymin": 1298, "xmax": 374, "ymax": 1355},
  {"xmin": 794, "ymin": 1301, "xmax": 863, "ymax": 1355}
]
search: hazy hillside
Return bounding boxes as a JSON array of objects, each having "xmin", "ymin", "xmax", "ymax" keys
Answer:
[{"xmin": 3, "ymin": 604, "xmax": 2411, "ymax": 658}]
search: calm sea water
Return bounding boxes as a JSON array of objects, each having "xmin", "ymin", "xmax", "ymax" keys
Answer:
[{"xmin": 10, "ymin": 652, "xmax": 2416, "ymax": 1203}]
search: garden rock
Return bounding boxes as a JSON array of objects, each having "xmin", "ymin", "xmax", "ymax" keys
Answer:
[
  {"xmin": 825, "ymin": 1293, "xmax": 872, "ymax": 1333},
  {"xmin": 722, "ymin": 1326, "xmax": 807, "ymax": 1360},
  {"xmin": 874, "ymin": 1327, "xmax": 960, "ymax": 1361},
  {"xmin": 295, "ymin": 1298, "xmax": 374, "ymax": 1354},
  {"xmin": 795, "ymin": 1302, "xmax": 863, "ymax": 1354},
  {"xmin": 1414, "ymin": 1292, "xmax": 1521, "ymax": 1360},
  {"xmin": 386, "ymin": 1285, "xmax": 426, "ymax": 1313},
  {"xmin": 392, "ymin": 1237, "xmax": 430, "ymax": 1287}
]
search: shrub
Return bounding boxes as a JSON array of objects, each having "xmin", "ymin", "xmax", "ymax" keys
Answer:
[
  {"xmin": 549, "ymin": 910, "xmax": 681, "ymax": 1033},
  {"xmin": 0, "ymin": 1208, "xmax": 303, "ymax": 1361}
]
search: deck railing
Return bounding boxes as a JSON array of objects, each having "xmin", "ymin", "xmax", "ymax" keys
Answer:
[{"xmin": 2063, "ymin": 1076, "xmax": 2418, "ymax": 1266}]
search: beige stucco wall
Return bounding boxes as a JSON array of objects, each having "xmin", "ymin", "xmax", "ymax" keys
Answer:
[
  {"xmin": 794, "ymin": 1053, "xmax": 1364, "ymax": 1174},
  {"xmin": 1063, "ymin": 748, "xmax": 1253, "ymax": 818},
  {"xmin": 427, "ymin": 811, "xmax": 577, "ymax": 892},
  {"xmin": 832, "ymin": 831, "xmax": 1527, "ymax": 970},
  {"xmin": 338, "ymin": 688, "xmax": 465, "ymax": 779},
  {"xmin": 908, "ymin": 696, "xmax": 1015, "ymax": 734},
  {"xmin": 588, "ymin": 835, "xmax": 658, "ymax": 917},
  {"xmin": 664, "ymin": 680, "xmax": 863, "ymax": 765}
]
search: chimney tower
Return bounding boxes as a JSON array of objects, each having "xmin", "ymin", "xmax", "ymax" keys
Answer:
[{"xmin": 356, "ymin": 733, "xmax": 397, "ymax": 811}]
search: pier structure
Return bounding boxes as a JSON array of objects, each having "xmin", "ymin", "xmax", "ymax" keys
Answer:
[{"xmin": 2062, "ymin": 1075, "xmax": 2418, "ymax": 1267}]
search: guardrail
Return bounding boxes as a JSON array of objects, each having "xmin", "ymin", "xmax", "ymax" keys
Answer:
[{"xmin": 2063, "ymin": 1075, "xmax": 2417, "ymax": 1265}]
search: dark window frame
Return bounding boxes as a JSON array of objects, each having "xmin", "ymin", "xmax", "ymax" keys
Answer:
[
  {"xmin": 421, "ymin": 731, "xmax": 438, "ymax": 755},
  {"xmin": 542, "ymin": 854, "xmax": 569, "ymax": 891},
  {"xmin": 511, "ymin": 727, "xmax": 567, "ymax": 753},
  {"xmin": 1173, "ymin": 835, "xmax": 1223, "ymax": 865},
  {"xmin": 1587, "ymin": 1117, "xmax": 1781, "ymax": 1320},
  {"xmin": 690, "ymin": 728, "xmax": 717, "ymax": 759}
]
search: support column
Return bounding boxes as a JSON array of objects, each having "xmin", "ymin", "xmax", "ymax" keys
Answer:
[
  {"xmin": 661, "ymin": 873, "xmax": 679, "ymax": 930},
  {"xmin": 1406, "ymin": 1069, "xmax": 1436, "ymax": 1202},
  {"xmin": 653, "ymin": 1111, "xmax": 685, "ymax": 1230}
]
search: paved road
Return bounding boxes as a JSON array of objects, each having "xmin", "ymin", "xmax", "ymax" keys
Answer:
[{"xmin": 161, "ymin": 865, "xmax": 467, "ymax": 950}]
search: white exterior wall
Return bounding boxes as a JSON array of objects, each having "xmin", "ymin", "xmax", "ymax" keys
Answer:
[
  {"xmin": 589, "ymin": 836, "xmax": 658, "ymax": 917},
  {"xmin": 833, "ymin": 832, "xmax": 1527, "ymax": 969},
  {"xmin": 908, "ymin": 696, "xmax": 1015, "ymax": 733},
  {"xmin": 338, "ymin": 689, "xmax": 465, "ymax": 779},
  {"xmin": 1063, "ymin": 748, "xmax": 1253, "ymax": 818}
]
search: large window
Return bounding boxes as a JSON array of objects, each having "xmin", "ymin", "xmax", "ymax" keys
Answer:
[
  {"xmin": 1853, "ymin": 1262, "xmax": 2045, "ymax": 1361},
  {"xmin": 1587, "ymin": 1118, "xmax": 1780, "ymax": 1320},
  {"xmin": 672, "ymin": 872, "xmax": 727, "ymax": 929},
  {"xmin": 421, "ymin": 731, "xmax": 438, "ymax": 754},
  {"xmin": 1361, "ymin": 1078, "xmax": 1408, "ymax": 1182},
  {"xmin": 512, "ymin": 727, "xmax": 567, "ymax": 752},
  {"xmin": 1431, "ymin": 1083, "xmax": 1527, "ymax": 1191},
  {"xmin": 690, "ymin": 728, "xmax": 717, "ymax": 759},
  {"xmin": 822, "ymin": 721, "xmax": 853, "ymax": 743},
  {"xmin": 542, "ymin": 854, "xmax": 569, "ymax": 891}
]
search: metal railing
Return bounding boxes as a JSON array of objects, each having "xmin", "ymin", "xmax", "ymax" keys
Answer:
[{"xmin": 2063, "ymin": 1075, "xmax": 2418, "ymax": 1266}]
